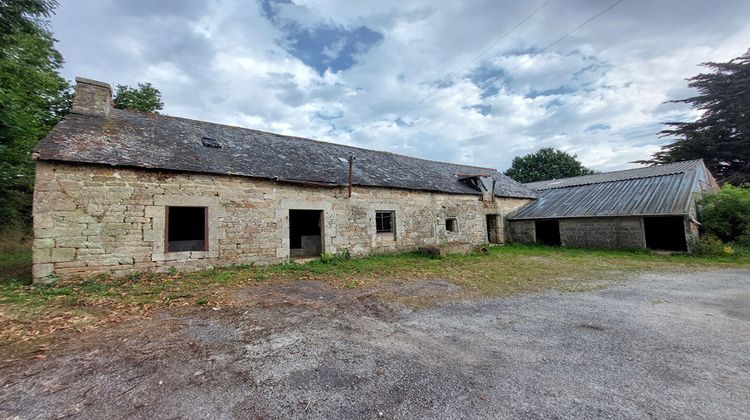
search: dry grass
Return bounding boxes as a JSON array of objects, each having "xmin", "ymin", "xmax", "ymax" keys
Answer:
[{"xmin": 1, "ymin": 244, "xmax": 748, "ymax": 360}]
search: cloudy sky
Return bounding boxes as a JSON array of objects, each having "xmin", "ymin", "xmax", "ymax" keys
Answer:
[{"xmin": 49, "ymin": 0, "xmax": 750, "ymax": 172}]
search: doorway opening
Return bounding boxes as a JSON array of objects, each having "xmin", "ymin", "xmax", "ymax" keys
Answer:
[
  {"xmin": 289, "ymin": 210, "xmax": 323, "ymax": 258},
  {"xmin": 535, "ymin": 220, "xmax": 561, "ymax": 246},
  {"xmin": 486, "ymin": 214, "xmax": 501, "ymax": 243},
  {"xmin": 643, "ymin": 216, "xmax": 687, "ymax": 251}
]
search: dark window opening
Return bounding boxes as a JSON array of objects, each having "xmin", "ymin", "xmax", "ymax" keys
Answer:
[
  {"xmin": 376, "ymin": 211, "xmax": 394, "ymax": 233},
  {"xmin": 201, "ymin": 137, "xmax": 222, "ymax": 148},
  {"xmin": 446, "ymin": 218, "xmax": 458, "ymax": 233},
  {"xmin": 644, "ymin": 216, "xmax": 687, "ymax": 251},
  {"xmin": 290, "ymin": 210, "xmax": 323, "ymax": 258},
  {"xmin": 167, "ymin": 206, "xmax": 207, "ymax": 252},
  {"xmin": 535, "ymin": 220, "xmax": 561, "ymax": 246},
  {"xmin": 486, "ymin": 214, "xmax": 500, "ymax": 244}
]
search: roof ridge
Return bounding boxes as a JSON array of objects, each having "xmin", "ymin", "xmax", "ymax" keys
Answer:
[
  {"xmin": 115, "ymin": 108, "xmax": 498, "ymax": 173},
  {"xmin": 525, "ymin": 159, "xmax": 703, "ymax": 190}
]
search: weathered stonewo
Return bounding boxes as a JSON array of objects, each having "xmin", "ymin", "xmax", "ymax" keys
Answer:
[
  {"xmin": 559, "ymin": 217, "xmax": 646, "ymax": 249},
  {"xmin": 507, "ymin": 220, "xmax": 535, "ymax": 244},
  {"xmin": 508, "ymin": 217, "xmax": 650, "ymax": 250},
  {"xmin": 33, "ymin": 162, "xmax": 530, "ymax": 283}
]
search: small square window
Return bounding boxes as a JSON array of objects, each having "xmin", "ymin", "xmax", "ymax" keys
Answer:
[
  {"xmin": 166, "ymin": 206, "xmax": 207, "ymax": 252},
  {"xmin": 445, "ymin": 217, "xmax": 458, "ymax": 233},
  {"xmin": 376, "ymin": 211, "xmax": 394, "ymax": 233}
]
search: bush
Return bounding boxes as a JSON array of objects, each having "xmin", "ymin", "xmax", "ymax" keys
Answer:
[
  {"xmin": 320, "ymin": 250, "xmax": 351, "ymax": 264},
  {"xmin": 699, "ymin": 184, "xmax": 750, "ymax": 244},
  {"xmin": 693, "ymin": 235, "xmax": 731, "ymax": 256}
]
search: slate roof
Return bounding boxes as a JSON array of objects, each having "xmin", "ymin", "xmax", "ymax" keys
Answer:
[
  {"xmin": 508, "ymin": 160, "xmax": 718, "ymax": 220},
  {"xmin": 35, "ymin": 109, "xmax": 535, "ymax": 198}
]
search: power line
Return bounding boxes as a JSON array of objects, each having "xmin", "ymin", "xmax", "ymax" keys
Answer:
[
  {"xmin": 397, "ymin": 0, "xmax": 554, "ymax": 121},
  {"xmin": 389, "ymin": 0, "xmax": 625, "ymax": 139}
]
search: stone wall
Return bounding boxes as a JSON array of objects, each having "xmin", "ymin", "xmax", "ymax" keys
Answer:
[
  {"xmin": 33, "ymin": 162, "xmax": 530, "ymax": 282},
  {"xmin": 507, "ymin": 220, "xmax": 535, "ymax": 244},
  {"xmin": 559, "ymin": 217, "xmax": 646, "ymax": 249},
  {"xmin": 508, "ymin": 217, "xmax": 648, "ymax": 249}
]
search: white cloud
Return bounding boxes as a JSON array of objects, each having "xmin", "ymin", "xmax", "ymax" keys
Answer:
[{"xmin": 49, "ymin": 0, "xmax": 750, "ymax": 173}]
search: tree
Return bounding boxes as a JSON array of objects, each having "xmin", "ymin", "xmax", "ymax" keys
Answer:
[
  {"xmin": 698, "ymin": 184, "xmax": 750, "ymax": 245},
  {"xmin": 0, "ymin": 0, "xmax": 71, "ymax": 227},
  {"xmin": 504, "ymin": 147, "xmax": 595, "ymax": 183},
  {"xmin": 113, "ymin": 83, "xmax": 164, "ymax": 113},
  {"xmin": 645, "ymin": 49, "xmax": 750, "ymax": 185}
]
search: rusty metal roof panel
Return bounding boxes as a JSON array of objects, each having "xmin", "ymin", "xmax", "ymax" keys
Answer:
[
  {"xmin": 509, "ymin": 161, "xmax": 717, "ymax": 220},
  {"xmin": 35, "ymin": 109, "xmax": 536, "ymax": 198}
]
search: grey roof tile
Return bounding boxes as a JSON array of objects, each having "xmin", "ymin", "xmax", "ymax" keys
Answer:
[{"xmin": 35, "ymin": 109, "xmax": 536, "ymax": 199}]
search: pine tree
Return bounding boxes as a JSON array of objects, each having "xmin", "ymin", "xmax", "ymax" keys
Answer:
[{"xmin": 648, "ymin": 50, "xmax": 750, "ymax": 185}]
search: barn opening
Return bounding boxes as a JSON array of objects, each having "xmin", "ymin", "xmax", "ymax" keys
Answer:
[
  {"xmin": 486, "ymin": 214, "xmax": 500, "ymax": 243},
  {"xmin": 643, "ymin": 216, "xmax": 687, "ymax": 251},
  {"xmin": 290, "ymin": 210, "xmax": 323, "ymax": 258},
  {"xmin": 166, "ymin": 206, "xmax": 207, "ymax": 252},
  {"xmin": 535, "ymin": 219, "xmax": 561, "ymax": 246}
]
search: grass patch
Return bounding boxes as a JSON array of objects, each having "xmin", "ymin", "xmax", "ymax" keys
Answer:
[{"xmin": 1, "ymin": 244, "xmax": 748, "ymax": 357}]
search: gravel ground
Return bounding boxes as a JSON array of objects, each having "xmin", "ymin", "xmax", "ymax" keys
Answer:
[{"xmin": 1, "ymin": 269, "xmax": 748, "ymax": 419}]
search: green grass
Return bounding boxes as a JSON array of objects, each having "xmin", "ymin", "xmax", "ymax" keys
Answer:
[
  {"xmin": 0, "ymin": 251, "xmax": 32, "ymax": 267},
  {"xmin": 1, "ymin": 244, "xmax": 748, "ymax": 351}
]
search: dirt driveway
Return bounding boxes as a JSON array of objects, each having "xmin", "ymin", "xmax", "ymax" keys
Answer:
[{"xmin": 1, "ymin": 269, "xmax": 748, "ymax": 419}]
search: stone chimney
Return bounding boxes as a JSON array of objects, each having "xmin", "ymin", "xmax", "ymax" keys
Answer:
[{"xmin": 71, "ymin": 77, "xmax": 113, "ymax": 117}]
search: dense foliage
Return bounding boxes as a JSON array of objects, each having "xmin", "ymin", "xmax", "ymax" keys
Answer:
[
  {"xmin": 504, "ymin": 147, "xmax": 595, "ymax": 183},
  {"xmin": 646, "ymin": 50, "xmax": 750, "ymax": 185},
  {"xmin": 113, "ymin": 83, "xmax": 163, "ymax": 113},
  {"xmin": 698, "ymin": 184, "xmax": 750, "ymax": 245},
  {"xmin": 0, "ymin": 0, "xmax": 71, "ymax": 226}
]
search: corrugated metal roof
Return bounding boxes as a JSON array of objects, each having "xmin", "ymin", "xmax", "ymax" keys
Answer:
[
  {"xmin": 35, "ymin": 109, "xmax": 536, "ymax": 199},
  {"xmin": 509, "ymin": 160, "xmax": 717, "ymax": 220},
  {"xmin": 525, "ymin": 160, "xmax": 704, "ymax": 190}
]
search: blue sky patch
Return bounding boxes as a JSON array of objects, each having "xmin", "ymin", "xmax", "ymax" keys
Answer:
[
  {"xmin": 469, "ymin": 104, "xmax": 492, "ymax": 116},
  {"xmin": 468, "ymin": 64, "xmax": 509, "ymax": 98},
  {"xmin": 287, "ymin": 25, "xmax": 382, "ymax": 75},
  {"xmin": 261, "ymin": 0, "xmax": 382, "ymax": 75},
  {"xmin": 585, "ymin": 123, "xmax": 612, "ymax": 132},
  {"xmin": 526, "ymin": 86, "xmax": 578, "ymax": 99}
]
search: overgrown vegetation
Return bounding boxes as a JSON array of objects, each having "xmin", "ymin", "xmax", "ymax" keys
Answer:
[
  {"xmin": 699, "ymin": 184, "xmax": 750, "ymax": 245},
  {"xmin": 2, "ymin": 244, "xmax": 748, "ymax": 358},
  {"xmin": 0, "ymin": 1, "xmax": 164, "ymax": 232},
  {"xmin": 0, "ymin": 0, "xmax": 71, "ymax": 227}
]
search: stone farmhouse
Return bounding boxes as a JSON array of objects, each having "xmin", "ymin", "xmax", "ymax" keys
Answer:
[
  {"xmin": 32, "ymin": 78, "xmax": 717, "ymax": 283},
  {"xmin": 31, "ymin": 78, "xmax": 536, "ymax": 283},
  {"xmin": 507, "ymin": 160, "xmax": 718, "ymax": 252}
]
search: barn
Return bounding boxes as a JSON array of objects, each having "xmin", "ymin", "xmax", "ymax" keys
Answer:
[
  {"xmin": 31, "ymin": 77, "xmax": 535, "ymax": 283},
  {"xmin": 507, "ymin": 160, "xmax": 719, "ymax": 251}
]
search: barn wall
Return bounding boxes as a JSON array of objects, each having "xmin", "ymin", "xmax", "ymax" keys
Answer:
[
  {"xmin": 32, "ymin": 162, "xmax": 530, "ymax": 282},
  {"xmin": 507, "ymin": 220, "xmax": 535, "ymax": 244},
  {"xmin": 559, "ymin": 217, "xmax": 646, "ymax": 249},
  {"xmin": 508, "ymin": 217, "xmax": 648, "ymax": 250}
]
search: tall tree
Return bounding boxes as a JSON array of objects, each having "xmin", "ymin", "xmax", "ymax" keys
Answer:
[
  {"xmin": 113, "ymin": 83, "xmax": 164, "ymax": 113},
  {"xmin": 504, "ymin": 147, "xmax": 595, "ymax": 183},
  {"xmin": 646, "ymin": 49, "xmax": 750, "ymax": 185},
  {"xmin": 0, "ymin": 0, "xmax": 71, "ymax": 226}
]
